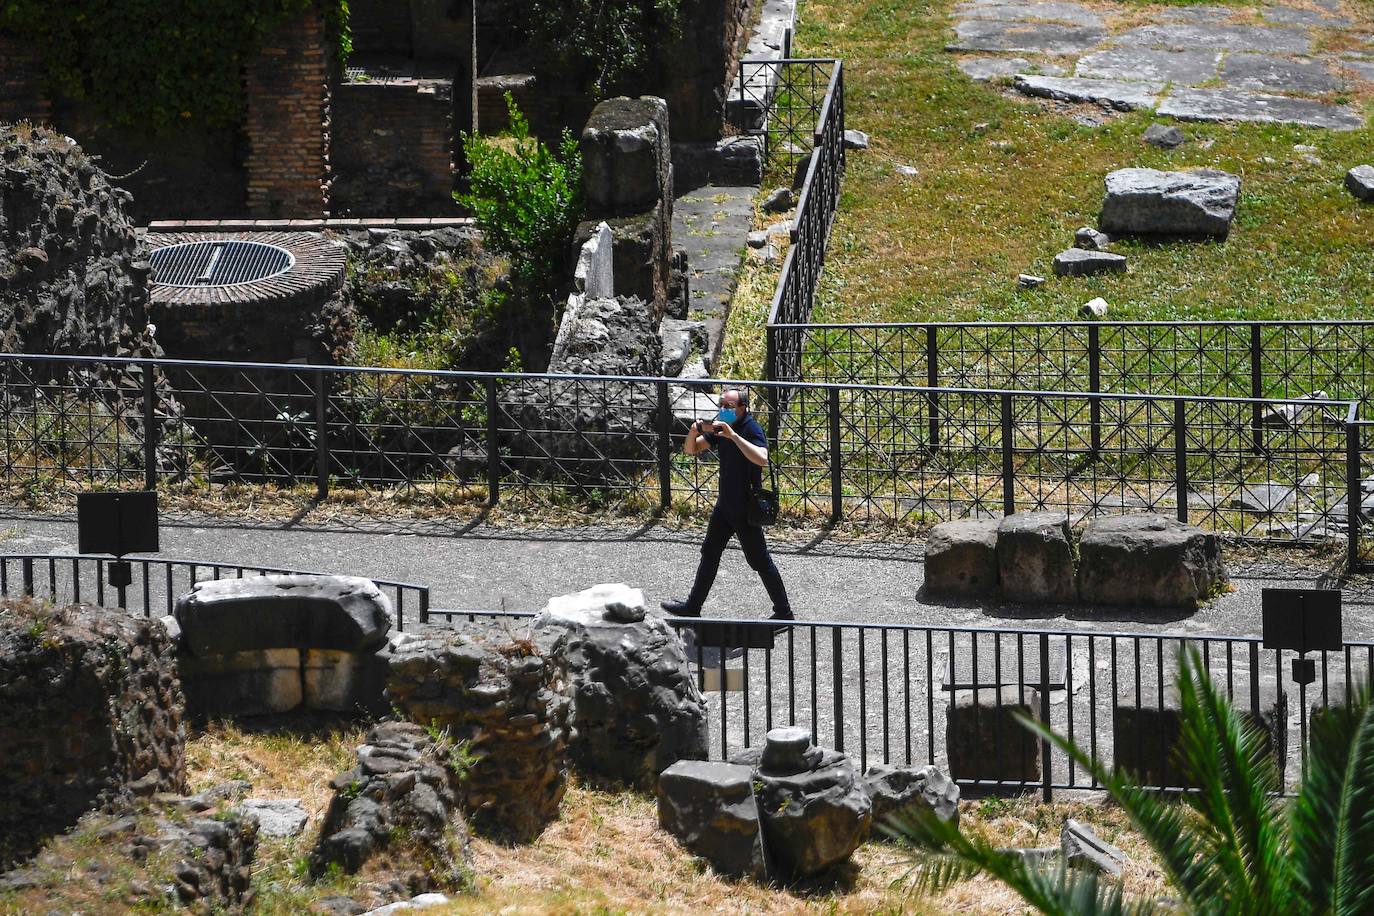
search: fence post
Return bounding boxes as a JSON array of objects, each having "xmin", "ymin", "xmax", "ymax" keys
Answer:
[
  {"xmin": 657, "ymin": 380, "xmax": 672, "ymax": 511},
  {"xmin": 142, "ymin": 362, "xmax": 158, "ymax": 491},
  {"xmin": 832, "ymin": 627, "xmax": 845, "ymax": 754},
  {"xmin": 1001, "ymin": 393, "xmax": 1015, "ymax": 516},
  {"xmin": 1088, "ymin": 324, "xmax": 1102, "ymax": 456},
  {"xmin": 1348, "ymin": 420, "xmax": 1361, "ymax": 571},
  {"xmin": 314, "ymin": 370, "xmax": 330, "ymax": 499},
  {"xmin": 925, "ymin": 325, "xmax": 940, "ymax": 451},
  {"xmin": 828, "ymin": 386, "xmax": 842, "ymax": 523},
  {"xmin": 1251, "ymin": 323, "xmax": 1264, "ymax": 454},
  {"xmin": 1174, "ymin": 399, "xmax": 1189, "ymax": 524},
  {"xmin": 485, "ymin": 377, "xmax": 500, "ymax": 506},
  {"xmin": 1039, "ymin": 632, "xmax": 1053, "ymax": 802},
  {"xmin": 420, "ymin": 588, "xmax": 430, "ymax": 626}
]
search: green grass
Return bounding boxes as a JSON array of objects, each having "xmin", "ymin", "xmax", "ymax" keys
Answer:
[{"xmin": 782, "ymin": 0, "xmax": 1374, "ymax": 328}]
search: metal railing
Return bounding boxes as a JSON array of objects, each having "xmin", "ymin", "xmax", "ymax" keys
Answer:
[
  {"xmin": 730, "ymin": 58, "xmax": 846, "ymax": 396},
  {"xmin": 769, "ymin": 320, "xmax": 1374, "ymax": 417},
  {"xmin": 0, "ymin": 353, "xmax": 1362, "ymax": 557},
  {"xmin": 0, "ymin": 553, "xmax": 429, "ymax": 631},
  {"xmin": 424, "ymin": 608, "xmax": 1374, "ymax": 798}
]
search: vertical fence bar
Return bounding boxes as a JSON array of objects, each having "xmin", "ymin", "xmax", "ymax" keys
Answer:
[
  {"xmin": 1001, "ymin": 393, "xmax": 1015, "ymax": 515},
  {"xmin": 1088, "ymin": 324, "xmax": 1102, "ymax": 456},
  {"xmin": 926, "ymin": 326, "xmax": 940, "ymax": 450},
  {"xmin": 485, "ymin": 377, "xmax": 500, "ymax": 505},
  {"xmin": 1250, "ymin": 323, "xmax": 1264, "ymax": 454},
  {"xmin": 657, "ymin": 380, "xmax": 672, "ymax": 511},
  {"xmin": 1174, "ymin": 399, "xmax": 1189, "ymax": 524},
  {"xmin": 832, "ymin": 627, "xmax": 845, "ymax": 753},
  {"xmin": 315, "ymin": 369, "xmax": 330, "ymax": 499},
  {"xmin": 1348, "ymin": 420, "xmax": 1361, "ymax": 570},
  {"xmin": 142, "ymin": 361, "xmax": 157, "ymax": 490},
  {"xmin": 828, "ymin": 387, "xmax": 842, "ymax": 522},
  {"xmin": 1039, "ymin": 632, "xmax": 1053, "ymax": 801}
]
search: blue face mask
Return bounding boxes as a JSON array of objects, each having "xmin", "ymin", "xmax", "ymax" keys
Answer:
[{"xmin": 718, "ymin": 408, "xmax": 738, "ymax": 425}]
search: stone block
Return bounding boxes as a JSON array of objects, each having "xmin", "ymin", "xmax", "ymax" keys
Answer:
[
  {"xmin": 1099, "ymin": 167, "xmax": 1241, "ymax": 238},
  {"xmin": 574, "ymin": 221, "xmax": 614, "ymax": 299},
  {"xmin": 581, "ymin": 96, "xmax": 672, "ymax": 217},
  {"xmin": 1112, "ymin": 673, "xmax": 1286, "ymax": 788},
  {"xmin": 1061, "ymin": 818, "xmax": 1127, "ymax": 876},
  {"xmin": 1052, "ymin": 248, "xmax": 1128, "ymax": 277},
  {"xmin": 1077, "ymin": 513, "xmax": 1227, "ymax": 609},
  {"xmin": 657, "ymin": 760, "xmax": 765, "ymax": 878},
  {"xmin": 174, "ymin": 575, "xmax": 393, "ymax": 657},
  {"xmin": 925, "ymin": 519, "xmax": 1000, "ymax": 599},
  {"xmin": 861, "ymin": 764, "xmax": 960, "ymax": 836},
  {"xmin": 303, "ymin": 648, "xmax": 391, "ymax": 715},
  {"xmin": 179, "ymin": 648, "xmax": 303, "ymax": 718},
  {"xmin": 756, "ymin": 744, "xmax": 872, "ymax": 879},
  {"xmin": 1347, "ymin": 165, "xmax": 1374, "ymax": 202},
  {"xmin": 946, "ymin": 686, "xmax": 1042, "ymax": 785},
  {"xmin": 997, "ymin": 513, "xmax": 1076, "ymax": 603}
]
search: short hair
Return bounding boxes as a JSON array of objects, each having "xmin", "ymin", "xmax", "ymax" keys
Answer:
[{"xmin": 724, "ymin": 387, "xmax": 750, "ymax": 411}]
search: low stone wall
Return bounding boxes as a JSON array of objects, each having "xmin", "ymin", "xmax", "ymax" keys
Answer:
[
  {"xmin": 386, "ymin": 631, "xmax": 573, "ymax": 842},
  {"xmin": 0, "ymin": 601, "xmax": 187, "ymax": 866}
]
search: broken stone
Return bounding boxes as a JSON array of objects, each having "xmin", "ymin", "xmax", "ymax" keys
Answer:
[
  {"xmin": 239, "ymin": 798, "xmax": 309, "ymax": 838},
  {"xmin": 844, "ymin": 129, "xmax": 871, "ymax": 150},
  {"xmin": 1080, "ymin": 296, "xmax": 1108, "ymax": 319},
  {"xmin": 762, "ymin": 187, "xmax": 794, "ymax": 213},
  {"xmin": 1142, "ymin": 124, "xmax": 1188, "ymax": 149},
  {"xmin": 861, "ymin": 764, "xmax": 960, "ymax": 833},
  {"xmin": 1052, "ymin": 248, "xmax": 1128, "ymax": 277},
  {"xmin": 1346, "ymin": 165, "xmax": 1374, "ymax": 202},
  {"xmin": 1061, "ymin": 820, "xmax": 1127, "ymax": 876},
  {"xmin": 895, "ymin": 164, "xmax": 920, "ymax": 176},
  {"xmin": 746, "ymin": 230, "xmax": 769, "ymax": 249},
  {"xmin": 958, "ymin": 57, "xmax": 1065, "ymax": 81},
  {"xmin": 1018, "ymin": 273, "xmax": 1047, "ymax": 288},
  {"xmin": 1074, "ymin": 227, "xmax": 1111, "ymax": 250},
  {"xmin": 657, "ymin": 760, "xmax": 765, "ymax": 879},
  {"xmin": 997, "ymin": 512, "xmax": 1076, "ymax": 603}
]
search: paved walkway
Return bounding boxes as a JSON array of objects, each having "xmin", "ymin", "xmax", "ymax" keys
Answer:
[
  {"xmin": 2, "ymin": 509, "xmax": 1367, "ymax": 640},
  {"xmin": 952, "ymin": 0, "xmax": 1373, "ymax": 128},
  {"xmin": 673, "ymin": 184, "xmax": 756, "ymax": 366}
]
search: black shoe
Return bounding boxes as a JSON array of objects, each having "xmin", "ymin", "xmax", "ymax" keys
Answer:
[
  {"xmin": 769, "ymin": 609, "xmax": 795, "ymax": 632},
  {"xmin": 661, "ymin": 599, "xmax": 702, "ymax": 617}
]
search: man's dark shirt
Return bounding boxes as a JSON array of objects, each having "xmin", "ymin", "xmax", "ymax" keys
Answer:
[{"xmin": 705, "ymin": 415, "xmax": 767, "ymax": 515}]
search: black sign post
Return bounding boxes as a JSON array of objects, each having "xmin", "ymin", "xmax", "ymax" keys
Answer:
[
  {"xmin": 1261, "ymin": 587, "xmax": 1342, "ymax": 686},
  {"xmin": 76, "ymin": 491, "xmax": 160, "ymax": 609}
]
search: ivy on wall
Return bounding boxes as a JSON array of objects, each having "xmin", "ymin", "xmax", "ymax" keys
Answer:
[
  {"xmin": 522, "ymin": 0, "xmax": 684, "ymax": 98},
  {"xmin": 0, "ymin": 0, "xmax": 350, "ymax": 130}
]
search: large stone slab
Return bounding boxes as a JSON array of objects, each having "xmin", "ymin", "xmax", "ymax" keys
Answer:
[
  {"xmin": 1099, "ymin": 167, "xmax": 1241, "ymax": 239},
  {"xmin": 1348, "ymin": 165, "xmax": 1374, "ymax": 202},
  {"xmin": 948, "ymin": 20, "xmax": 1107, "ymax": 54},
  {"xmin": 958, "ymin": 1, "xmax": 1105, "ymax": 28},
  {"xmin": 958, "ymin": 56, "xmax": 1065, "ymax": 81},
  {"xmin": 1075, "ymin": 48, "xmax": 1220, "ymax": 85},
  {"xmin": 925, "ymin": 518, "xmax": 1000, "ymax": 599},
  {"xmin": 997, "ymin": 512, "xmax": 1076, "ymax": 603},
  {"xmin": 1052, "ymin": 248, "xmax": 1128, "ymax": 277},
  {"xmin": 1111, "ymin": 24, "xmax": 1312, "ymax": 55},
  {"xmin": 1340, "ymin": 57, "xmax": 1374, "ymax": 84},
  {"xmin": 1077, "ymin": 513, "xmax": 1227, "ymax": 609},
  {"xmin": 581, "ymin": 96, "xmax": 672, "ymax": 216},
  {"xmin": 1014, "ymin": 75, "xmax": 1163, "ymax": 110},
  {"xmin": 658, "ymin": 760, "xmax": 765, "ymax": 878},
  {"xmin": 946, "ymin": 685, "xmax": 1042, "ymax": 784},
  {"xmin": 1158, "ymin": 89, "xmax": 1365, "ymax": 130},
  {"xmin": 174, "ymin": 575, "xmax": 393, "ymax": 657},
  {"xmin": 1264, "ymin": 5, "xmax": 1350, "ymax": 28},
  {"xmin": 1219, "ymin": 53, "xmax": 1343, "ymax": 94}
]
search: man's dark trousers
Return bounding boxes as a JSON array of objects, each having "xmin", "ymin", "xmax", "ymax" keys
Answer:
[{"xmin": 685, "ymin": 503, "xmax": 790, "ymax": 614}]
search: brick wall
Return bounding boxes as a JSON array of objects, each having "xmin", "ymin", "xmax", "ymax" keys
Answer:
[
  {"xmin": 244, "ymin": 6, "xmax": 331, "ymax": 217},
  {"xmin": 332, "ymin": 78, "xmax": 456, "ymax": 216},
  {"xmin": 663, "ymin": 0, "xmax": 753, "ymax": 140},
  {"xmin": 0, "ymin": 33, "xmax": 51, "ymax": 125}
]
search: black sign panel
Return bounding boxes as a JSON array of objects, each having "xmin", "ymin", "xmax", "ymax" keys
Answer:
[
  {"xmin": 1261, "ymin": 588, "xmax": 1342, "ymax": 654},
  {"xmin": 77, "ymin": 491, "xmax": 159, "ymax": 557},
  {"xmin": 691, "ymin": 621, "xmax": 778, "ymax": 650}
]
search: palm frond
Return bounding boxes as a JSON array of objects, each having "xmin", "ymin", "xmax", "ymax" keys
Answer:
[
  {"xmin": 1291, "ymin": 683, "xmax": 1374, "ymax": 916},
  {"xmin": 886, "ymin": 807, "xmax": 1157, "ymax": 916},
  {"xmin": 1169, "ymin": 647, "xmax": 1290, "ymax": 913}
]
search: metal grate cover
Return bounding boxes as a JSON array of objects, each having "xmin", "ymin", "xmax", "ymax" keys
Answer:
[{"xmin": 149, "ymin": 240, "xmax": 294, "ymax": 288}]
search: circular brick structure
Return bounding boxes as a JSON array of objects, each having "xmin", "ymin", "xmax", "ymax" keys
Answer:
[{"xmin": 148, "ymin": 231, "xmax": 350, "ymax": 363}]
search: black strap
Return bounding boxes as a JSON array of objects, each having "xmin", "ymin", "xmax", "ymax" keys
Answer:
[{"xmin": 753, "ymin": 432, "xmax": 778, "ymax": 495}]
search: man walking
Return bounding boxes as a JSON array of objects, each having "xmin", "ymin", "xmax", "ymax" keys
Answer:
[{"xmin": 661, "ymin": 388, "xmax": 793, "ymax": 620}]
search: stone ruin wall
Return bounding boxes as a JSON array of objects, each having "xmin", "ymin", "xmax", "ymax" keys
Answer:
[{"xmin": 0, "ymin": 602, "xmax": 187, "ymax": 867}]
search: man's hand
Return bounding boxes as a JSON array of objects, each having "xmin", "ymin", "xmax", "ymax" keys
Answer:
[{"xmin": 713, "ymin": 420, "xmax": 735, "ymax": 440}]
